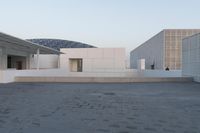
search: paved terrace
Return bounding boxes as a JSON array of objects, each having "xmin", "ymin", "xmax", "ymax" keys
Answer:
[{"xmin": 0, "ymin": 82, "xmax": 200, "ymax": 133}]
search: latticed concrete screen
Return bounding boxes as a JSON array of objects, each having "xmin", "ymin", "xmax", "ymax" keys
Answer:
[
  {"xmin": 131, "ymin": 29, "xmax": 200, "ymax": 70},
  {"xmin": 164, "ymin": 29, "xmax": 200, "ymax": 70}
]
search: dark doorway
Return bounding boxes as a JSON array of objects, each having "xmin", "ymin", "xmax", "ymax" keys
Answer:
[
  {"xmin": 16, "ymin": 61, "xmax": 23, "ymax": 70},
  {"xmin": 7, "ymin": 55, "xmax": 26, "ymax": 70}
]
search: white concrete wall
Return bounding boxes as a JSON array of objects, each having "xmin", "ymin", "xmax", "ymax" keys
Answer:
[
  {"xmin": 137, "ymin": 70, "xmax": 181, "ymax": 77},
  {"xmin": 15, "ymin": 69, "xmax": 181, "ymax": 78},
  {"xmin": 182, "ymin": 34, "xmax": 200, "ymax": 82},
  {"xmin": 30, "ymin": 55, "xmax": 59, "ymax": 69},
  {"xmin": 130, "ymin": 31, "xmax": 164, "ymax": 69},
  {"xmin": 0, "ymin": 47, "xmax": 3, "ymax": 70},
  {"xmin": 0, "ymin": 69, "xmax": 17, "ymax": 83},
  {"xmin": 15, "ymin": 69, "xmax": 133, "ymax": 77},
  {"xmin": 60, "ymin": 48, "xmax": 126, "ymax": 72},
  {"xmin": 0, "ymin": 69, "xmax": 182, "ymax": 83},
  {"xmin": 137, "ymin": 59, "xmax": 145, "ymax": 70},
  {"xmin": 15, "ymin": 69, "xmax": 68, "ymax": 77}
]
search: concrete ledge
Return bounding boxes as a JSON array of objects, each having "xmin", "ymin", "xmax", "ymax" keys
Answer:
[{"xmin": 15, "ymin": 77, "xmax": 193, "ymax": 83}]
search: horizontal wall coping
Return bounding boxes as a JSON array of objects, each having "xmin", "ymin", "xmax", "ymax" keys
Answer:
[{"xmin": 15, "ymin": 77, "xmax": 193, "ymax": 83}]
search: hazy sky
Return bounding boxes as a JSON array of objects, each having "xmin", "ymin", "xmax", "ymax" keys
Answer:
[{"xmin": 1, "ymin": 0, "xmax": 200, "ymax": 53}]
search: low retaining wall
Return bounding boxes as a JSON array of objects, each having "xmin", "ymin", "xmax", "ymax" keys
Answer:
[
  {"xmin": 0, "ymin": 69, "xmax": 189, "ymax": 83},
  {"xmin": 15, "ymin": 69, "xmax": 182, "ymax": 77},
  {"xmin": 0, "ymin": 69, "xmax": 17, "ymax": 83},
  {"xmin": 15, "ymin": 77, "xmax": 193, "ymax": 83}
]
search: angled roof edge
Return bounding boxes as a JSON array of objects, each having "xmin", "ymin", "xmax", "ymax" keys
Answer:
[{"xmin": 0, "ymin": 32, "xmax": 63, "ymax": 54}]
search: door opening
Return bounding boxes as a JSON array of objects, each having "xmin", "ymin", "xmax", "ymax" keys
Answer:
[
  {"xmin": 69, "ymin": 58, "xmax": 83, "ymax": 72},
  {"xmin": 16, "ymin": 61, "xmax": 23, "ymax": 70}
]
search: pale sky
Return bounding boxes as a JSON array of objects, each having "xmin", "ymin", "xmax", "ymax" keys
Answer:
[{"xmin": 1, "ymin": 0, "xmax": 200, "ymax": 53}]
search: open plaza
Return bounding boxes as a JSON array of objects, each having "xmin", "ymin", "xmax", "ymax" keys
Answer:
[{"xmin": 0, "ymin": 82, "xmax": 200, "ymax": 133}]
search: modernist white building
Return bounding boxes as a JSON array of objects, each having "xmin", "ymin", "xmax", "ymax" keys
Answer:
[
  {"xmin": 0, "ymin": 32, "xmax": 61, "ymax": 70},
  {"xmin": 0, "ymin": 32, "xmax": 127, "ymax": 83},
  {"xmin": 30, "ymin": 48, "xmax": 126, "ymax": 72},
  {"xmin": 130, "ymin": 29, "xmax": 200, "ymax": 70},
  {"xmin": 182, "ymin": 33, "xmax": 200, "ymax": 82},
  {"xmin": 60, "ymin": 48, "xmax": 126, "ymax": 72}
]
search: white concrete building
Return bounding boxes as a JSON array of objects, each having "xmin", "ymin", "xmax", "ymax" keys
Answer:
[
  {"xmin": 60, "ymin": 48, "xmax": 126, "ymax": 72},
  {"xmin": 0, "ymin": 32, "xmax": 60, "ymax": 70},
  {"xmin": 0, "ymin": 32, "xmax": 61, "ymax": 83},
  {"xmin": 182, "ymin": 33, "xmax": 200, "ymax": 82},
  {"xmin": 130, "ymin": 29, "xmax": 200, "ymax": 70},
  {"xmin": 0, "ymin": 32, "xmax": 127, "ymax": 82}
]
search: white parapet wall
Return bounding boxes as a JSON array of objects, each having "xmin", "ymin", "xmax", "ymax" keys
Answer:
[
  {"xmin": 14, "ymin": 69, "xmax": 136, "ymax": 78},
  {"xmin": 136, "ymin": 70, "xmax": 182, "ymax": 77},
  {"xmin": 0, "ymin": 69, "xmax": 183, "ymax": 83},
  {"xmin": 0, "ymin": 69, "xmax": 18, "ymax": 83},
  {"xmin": 16, "ymin": 69, "xmax": 182, "ymax": 77}
]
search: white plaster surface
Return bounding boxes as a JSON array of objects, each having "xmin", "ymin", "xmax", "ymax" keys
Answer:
[
  {"xmin": 60, "ymin": 48, "xmax": 126, "ymax": 72},
  {"xmin": 131, "ymin": 29, "xmax": 200, "ymax": 70},
  {"xmin": 182, "ymin": 33, "xmax": 200, "ymax": 82},
  {"xmin": 137, "ymin": 59, "xmax": 145, "ymax": 70},
  {"xmin": 0, "ymin": 69, "xmax": 17, "ymax": 83},
  {"xmin": 30, "ymin": 55, "xmax": 59, "ymax": 69},
  {"xmin": 130, "ymin": 31, "xmax": 164, "ymax": 69},
  {"xmin": 0, "ymin": 69, "xmax": 182, "ymax": 83}
]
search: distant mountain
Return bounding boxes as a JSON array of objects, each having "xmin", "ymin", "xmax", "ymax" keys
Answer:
[{"xmin": 27, "ymin": 39, "xmax": 96, "ymax": 50}]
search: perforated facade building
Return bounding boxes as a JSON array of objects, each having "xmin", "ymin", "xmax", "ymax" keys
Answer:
[{"xmin": 130, "ymin": 29, "xmax": 200, "ymax": 70}]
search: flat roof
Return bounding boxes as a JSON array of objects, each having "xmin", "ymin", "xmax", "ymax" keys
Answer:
[{"xmin": 0, "ymin": 32, "xmax": 62, "ymax": 54}]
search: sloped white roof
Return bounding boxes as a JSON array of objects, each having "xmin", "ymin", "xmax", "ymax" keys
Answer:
[{"xmin": 0, "ymin": 32, "xmax": 62, "ymax": 54}]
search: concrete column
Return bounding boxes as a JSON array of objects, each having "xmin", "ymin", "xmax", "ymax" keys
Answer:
[
  {"xmin": 58, "ymin": 54, "xmax": 60, "ymax": 68},
  {"xmin": 2, "ymin": 48, "xmax": 7, "ymax": 70},
  {"xmin": 36, "ymin": 48, "xmax": 40, "ymax": 70},
  {"xmin": 26, "ymin": 55, "xmax": 30, "ymax": 70},
  {"xmin": 0, "ymin": 48, "xmax": 2, "ymax": 70}
]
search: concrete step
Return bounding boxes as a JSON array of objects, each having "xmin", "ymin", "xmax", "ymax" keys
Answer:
[{"xmin": 15, "ymin": 77, "xmax": 193, "ymax": 83}]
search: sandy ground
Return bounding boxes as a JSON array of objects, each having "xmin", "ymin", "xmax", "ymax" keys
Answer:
[{"xmin": 0, "ymin": 82, "xmax": 200, "ymax": 133}]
